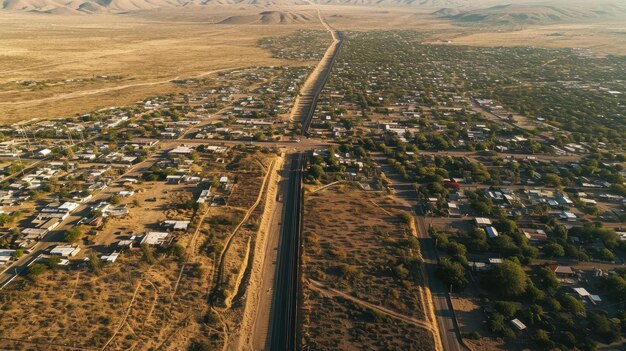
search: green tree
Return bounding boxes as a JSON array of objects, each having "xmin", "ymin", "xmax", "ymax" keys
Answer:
[
  {"xmin": 28, "ymin": 263, "xmax": 48, "ymax": 279},
  {"xmin": 12, "ymin": 249, "xmax": 24, "ymax": 259},
  {"xmin": 559, "ymin": 294, "xmax": 585, "ymax": 315},
  {"xmin": 88, "ymin": 251, "xmax": 102, "ymax": 275},
  {"xmin": 64, "ymin": 226, "xmax": 83, "ymax": 243},
  {"xmin": 141, "ymin": 243, "xmax": 155, "ymax": 265},
  {"xmin": 437, "ymin": 258, "xmax": 468, "ymax": 291},
  {"xmin": 486, "ymin": 260, "xmax": 528, "ymax": 298},
  {"xmin": 542, "ymin": 243, "xmax": 565, "ymax": 258},
  {"xmin": 536, "ymin": 266, "xmax": 560, "ymax": 292},
  {"xmin": 109, "ymin": 194, "xmax": 121, "ymax": 205}
]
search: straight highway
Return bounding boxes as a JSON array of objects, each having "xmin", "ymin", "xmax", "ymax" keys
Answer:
[
  {"xmin": 267, "ymin": 153, "xmax": 303, "ymax": 351},
  {"xmin": 266, "ymin": 8, "xmax": 343, "ymax": 351}
]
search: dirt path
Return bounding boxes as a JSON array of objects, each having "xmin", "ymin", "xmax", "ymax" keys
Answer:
[
  {"xmin": 0, "ymin": 66, "xmax": 248, "ymax": 108},
  {"xmin": 211, "ymin": 158, "xmax": 277, "ymax": 302},
  {"xmin": 307, "ymin": 279, "xmax": 438, "ymax": 333},
  {"xmin": 170, "ymin": 205, "xmax": 211, "ymax": 301},
  {"xmin": 101, "ymin": 279, "xmax": 143, "ymax": 351},
  {"xmin": 235, "ymin": 154, "xmax": 286, "ymax": 351}
]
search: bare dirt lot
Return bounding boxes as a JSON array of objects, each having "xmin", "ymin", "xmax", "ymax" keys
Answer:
[
  {"xmin": 0, "ymin": 12, "xmax": 320, "ymax": 123},
  {"xmin": 300, "ymin": 184, "xmax": 437, "ymax": 351}
]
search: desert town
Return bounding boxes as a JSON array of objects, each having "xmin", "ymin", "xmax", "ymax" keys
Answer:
[{"xmin": 0, "ymin": 2, "xmax": 625, "ymax": 351}]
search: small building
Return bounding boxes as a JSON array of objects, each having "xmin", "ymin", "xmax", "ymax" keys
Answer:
[
  {"xmin": 38, "ymin": 148, "xmax": 52, "ymax": 157},
  {"xmin": 521, "ymin": 228, "xmax": 548, "ymax": 242},
  {"xmin": 163, "ymin": 220, "xmax": 190, "ymax": 231},
  {"xmin": 485, "ymin": 226, "xmax": 499, "ymax": 239},
  {"xmin": 549, "ymin": 265, "xmax": 576, "ymax": 277},
  {"xmin": 474, "ymin": 217, "xmax": 492, "ymax": 227},
  {"xmin": 50, "ymin": 245, "xmax": 81, "ymax": 257},
  {"xmin": 510, "ymin": 318, "xmax": 526, "ymax": 331},
  {"xmin": 140, "ymin": 232, "xmax": 170, "ymax": 246},
  {"xmin": 101, "ymin": 252, "xmax": 120, "ymax": 263}
]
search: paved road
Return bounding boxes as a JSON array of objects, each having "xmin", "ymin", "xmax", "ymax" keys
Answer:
[
  {"xmin": 267, "ymin": 154, "xmax": 303, "ymax": 351},
  {"xmin": 161, "ymin": 137, "xmax": 331, "ymax": 151},
  {"xmin": 374, "ymin": 155, "xmax": 466, "ymax": 351},
  {"xmin": 250, "ymin": 160, "xmax": 290, "ymax": 350},
  {"xmin": 259, "ymin": 8, "xmax": 343, "ymax": 350}
]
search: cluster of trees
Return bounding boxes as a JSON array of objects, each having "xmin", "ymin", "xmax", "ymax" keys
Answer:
[
  {"xmin": 433, "ymin": 219, "xmax": 626, "ymax": 348},
  {"xmin": 305, "ymin": 143, "xmax": 370, "ymax": 184}
]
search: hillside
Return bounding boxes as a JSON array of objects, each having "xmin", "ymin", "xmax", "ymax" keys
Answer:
[
  {"xmin": 1, "ymin": 0, "xmax": 479, "ymax": 14},
  {"xmin": 218, "ymin": 10, "xmax": 315, "ymax": 24},
  {"xmin": 442, "ymin": 2, "xmax": 626, "ymax": 25}
]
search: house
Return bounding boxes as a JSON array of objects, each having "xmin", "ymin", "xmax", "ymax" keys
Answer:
[
  {"xmin": 197, "ymin": 189, "xmax": 212, "ymax": 203},
  {"xmin": 38, "ymin": 148, "xmax": 52, "ymax": 157},
  {"xmin": 50, "ymin": 245, "xmax": 81, "ymax": 257},
  {"xmin": 549, "ymin": 265, "xmax": 576, "ymax": 277},
  {"xmin": 117, "ymin": 240, "xmax": 135, "ymax": 249},
  {"xmin": 447, "ymin": 202, "xmax": 461, "ymax": 217},
  {"xmin": 0, "ymin": 249, "xmax": 15, "ymax": 265},
  {"xmin": 521, "ymin": 228, "xmax": 548, "ymax": 242},
  {"xmin": 572, "ymin": 287, "xmax": 590, "ymax": 299},
  {"xmin": 140, "ymin": 232, "xmax": 170, "ymax": 246},
  {"xmin": 488, "ymin": 258, "xmax": 503, "ymax": 264},
  {"xmin": 485, "ymin": 226, "xmax": 499, "ymax": 239},
  {"xmin": 468, "ymin": 261, "xmax": 488, "ymax": 271},
  {"xmin": 169, "ymin": 146, "xmax": 193, "ymax": 155},
  {"xmin": 166, "ymin": 175, "xmax": 184, "ymax": 184},
  {"xmin": 42, "ymin": 201, "xmax": 80, "ymax": 214},
  {"xmin": 163, "ymin": 220, "xmax": 190, "ymax": 231},
  {"xmin": 474, "ymin": 217, "xmax": 492, "ymax": 227},
  {"xmin": 559, "ymin": 211, "xmax": 577, "ymax": 222},
  {"xmin": 101, "ymin": 252, "xmax": 120, "ymax": 263}
]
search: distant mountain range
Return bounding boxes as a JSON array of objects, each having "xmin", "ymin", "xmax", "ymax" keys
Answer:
[
  {"xmin": 434, "ymin": 1, "xmax": 626, "ymax": 25},
  {"xmin": 2, "ymin": 0, "xmax": 479, "ymax": 15},
  {"xmin": 3, "ymin": 0, "xmax": 626, "ymax": 27}
]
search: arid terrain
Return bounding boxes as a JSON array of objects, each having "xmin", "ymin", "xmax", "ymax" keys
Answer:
[
  {"xmin": 0, "ymin": 1, "xmax": 624, "ymax": 350},
  {"xmin": 301, "ymin": 184, "xmax": 439, "ymax": 350},
  {"xmin": 0, "ymin": 11, "xmax": 321, "ymax": 122},
  {"xmin": 2, "ymin": 1, "xmax": 625, "ymax": 123}
]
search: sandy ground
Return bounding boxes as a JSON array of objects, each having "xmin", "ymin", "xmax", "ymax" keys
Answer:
[
  {"xmin": 300, "ymin": 185, "xmax": 437, "ymax": 350},
  {"xmin": 446, "ymin": 21, "xmax": 626, "ymax": 56},
  {"xmin": 234, "ymin": 153, "xmax": 286, "ymax": 350},
  {"xmin": 288, "ymin": 8, "xmax": 338, "ymax": 122},
  {"xmin": 0, "ymin": 12, "xmax": 319, "ymax": 122}
]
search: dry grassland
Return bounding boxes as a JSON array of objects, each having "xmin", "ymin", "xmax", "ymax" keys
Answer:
[
  {"xmin": 0, "ymin": 253, "xmax": 211, "ymax": 350},
  {"xmin": 301, "ymin": 184, "xmax": 435, "ymax": 351},
  {"xmin": 431, "ymin": 21, "xmax": 626, "ymax": 56},
  {"xmin": 0, "ymin": 12, "xmax": 321, "ymax": 122},
  {"xmin": 320, "ymin": 6, "xmax": 626, "ymax": 55}
]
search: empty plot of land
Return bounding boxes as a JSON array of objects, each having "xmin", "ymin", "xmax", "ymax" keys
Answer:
[{"xmin": 301, "ymin": 185, "xmax": 435, "ymax": 351}]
